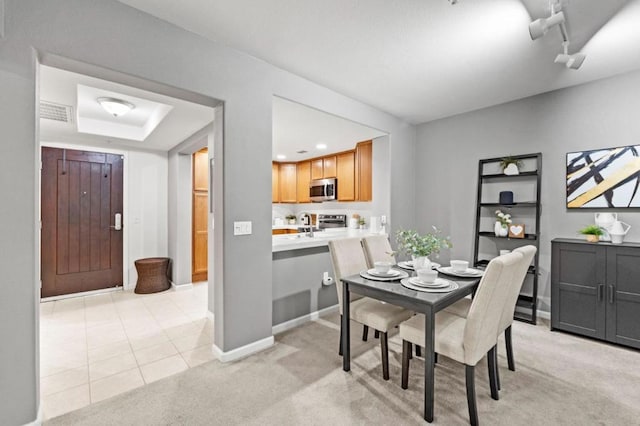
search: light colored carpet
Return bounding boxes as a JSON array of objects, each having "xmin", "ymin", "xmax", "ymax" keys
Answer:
[{"xmin": 46, "ymin": 314, "xmax": 640, "ymax": 425}]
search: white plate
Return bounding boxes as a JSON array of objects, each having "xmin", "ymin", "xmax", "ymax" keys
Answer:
[
  {"xmin": 397, "ymin": 261, "xmax": 441, "ymax": 271},
  {"xmin": 436, "ymin": 266, "xmax": 484, "ymax": 278},
  {"xmin": 360, "ymin": 269, "xmax": 409, "ymax": 281},
  {"xmin": 408, "ymin": 277, "xmax": 450, "ymax": 288},
  {"xmin": 401, "ymin": 278, "xmax": 458, "ymax": 293},
  {"xmin": 367, "ymin": 268, "xmax": 402, "ymax": 278}
]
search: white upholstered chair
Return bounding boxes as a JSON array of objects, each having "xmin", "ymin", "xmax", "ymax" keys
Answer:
[
  {"xmin": 399, "ymin": 251, "xmax": 523, "ymax": 425},
  {"xmin": 362, "ymin": 235, "xmax": 396, "ymax": 268},
  {"xmin": 328, "ymin": 238, "xmax": 413, "ymax": 380},
  {"xmin": 443, "ymin": 245, "xmax": 537, "ymax": 374}
]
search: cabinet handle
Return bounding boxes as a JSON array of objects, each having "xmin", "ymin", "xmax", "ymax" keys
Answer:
[
  {"xmin": 597, "ymin": 284, "xmax": 604, "ymax": 301},
  {"xmin": 608, "ymin": 285, "xmax": 615, "ymax": 304}
]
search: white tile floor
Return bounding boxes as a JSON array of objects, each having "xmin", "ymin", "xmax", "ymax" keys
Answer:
[{"xmin": 40, "ymin": 283, "xmax": 214, "ymax": 420}]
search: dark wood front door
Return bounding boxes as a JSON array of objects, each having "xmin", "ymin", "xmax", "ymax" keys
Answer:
[{"xmin": 41, "ymin": 147, "xmax": 124, "ymax": 297}]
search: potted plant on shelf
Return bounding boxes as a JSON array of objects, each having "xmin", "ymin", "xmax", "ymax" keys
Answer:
[
  {"xmin": 285, "ymin": 214, "xmax": 297, "ymax": 225},
  {"xmin": 396, "ymin": 227, "xmax": 452, "ymax": 270},
  {"xmin": 579, "ymin": 225, "xmax": 604, "ymax": 243},
  {"xmin": 494, "ymin": 210, "xmax": 511, "ymax": 237},
  {"xmin": 358, "ymin": 217, "xmax": 366, "ymax": 229},
  {"xmin": 500, "ymin": 157, "xmax": 523, "ymax": 176}
]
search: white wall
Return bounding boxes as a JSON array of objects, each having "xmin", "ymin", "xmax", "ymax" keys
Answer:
[{"xmin": 416, "ymin": 69, "xmax": 640, "ymax": 312}]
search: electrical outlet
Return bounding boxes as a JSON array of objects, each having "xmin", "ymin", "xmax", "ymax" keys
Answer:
[{"xmin": 380, "ymin": 215, "xmax": 387, "ymax": 225}]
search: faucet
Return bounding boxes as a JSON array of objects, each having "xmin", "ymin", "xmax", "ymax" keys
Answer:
[{"xmin": 304, "ymin": 226, "xmax": 314, "ymax": 238}]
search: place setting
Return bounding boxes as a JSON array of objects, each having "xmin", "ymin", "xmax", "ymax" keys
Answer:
[
  {"xmin": 396, "ymin": 259, "xmax": 441, "ymax": 271},
  {"xmin": 360, "ymin": 261, "xmax": 409, "ymax": 281},
  {"xmin": 436, "ymin": 260, "xmax": 484, "ymax": 278},
  {"xmin": 400, "ymin": 268, "xmax": 458, "ymax": 293}
]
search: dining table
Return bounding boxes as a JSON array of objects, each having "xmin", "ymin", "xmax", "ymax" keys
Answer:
[{"xmin": 340, "ymin": 268, "xmax": 482, "ymax": 423}]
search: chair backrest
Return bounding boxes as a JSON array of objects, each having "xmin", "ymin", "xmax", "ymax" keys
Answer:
[
  {"xmin": 362, "ymin": 235, "xmax": 396, "ymax": 268},
  {"xmin": 463, "ymin": 251, "xmax": 523, "ymax": 365},
  {"xmin": 328, "ymin": 238, "xmax": 368, "ymax": 315},
  {"xmin": 499, "ymin": 245, "xmax": 537, "ymax": 332}
]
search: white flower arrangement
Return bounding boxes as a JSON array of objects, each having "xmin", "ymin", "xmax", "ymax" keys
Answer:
[{"xmin": 495, "ymin": 210, "xmax": 512, "ymax": 226}]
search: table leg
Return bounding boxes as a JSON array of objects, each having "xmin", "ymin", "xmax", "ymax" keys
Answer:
[
  {"xmin": 424, "ymin": 309, "xmax": 435, "ymax": 422},
  {"xmin": 342, "ymin": 281, "xmax": 350, "ymax": 372}
]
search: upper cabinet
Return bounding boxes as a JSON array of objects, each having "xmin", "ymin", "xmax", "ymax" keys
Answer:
[
  {"xmin": 296, "ymin": 160, "xmax": 311, "ymax": 203},
  {"xmin": 272, "ymin": 162, "xmax": 280, "ymax": 203},
  {"xmin": 311, "ymin": 156, "xmax": 336, "ymax": 179},
  {"xmin": 272, "ymin": 140, "xmax": 372, "ymax": 204},
  {"xmin": 336, "ymin": 151, "xmax": 355, "ymax": 201},
  {"xmin": 279, "ymin": 163, "xmax": 297, "ymax": 203},
  {"xmin": 355, "ymin": 140, "xmax": 372, "ymax": 201}
]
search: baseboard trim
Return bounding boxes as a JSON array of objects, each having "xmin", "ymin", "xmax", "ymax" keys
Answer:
[
  {"xmin": 537, "ymin": 309, "xmax": 550, "ymax": 320},
  {"xmin": 212, "ymin": 335, "xmax": 274, "ymax": 363},
  {"xmin": 171, "ymin": 281, "xmax": 193, "ymax": 291},
  {"xmin": 23, "ymin": 403, "xmax": 42, "ymax": 426},
  {"xmin": 272, "ymin": 304, "xmax": 339, "ymax": 335}
]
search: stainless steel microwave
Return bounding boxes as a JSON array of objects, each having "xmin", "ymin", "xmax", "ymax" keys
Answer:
[{"xmin": 309, "ymin": 178, "xmax": 337, "ymax": 202}]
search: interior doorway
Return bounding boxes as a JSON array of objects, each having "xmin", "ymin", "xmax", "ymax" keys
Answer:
[{"xmin": 192, "ymin": 147, "xmax": 208, "ymax": 283}]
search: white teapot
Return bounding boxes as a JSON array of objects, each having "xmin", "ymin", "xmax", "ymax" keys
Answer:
[
  {"xmin": 609, "ymin": 221, "xmax": 631, "ymax": 244},
  {"xmin": 595, "ymin": 213, "xmax": 617, "ymax": 241}
]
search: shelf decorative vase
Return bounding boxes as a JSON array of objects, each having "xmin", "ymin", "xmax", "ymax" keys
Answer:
[
  {"xmin": 585, "ymin": 234, "xmax": 600, "ymax": 243},
  {"xmin": 494, "ymin": 221, "xmax": 508, "ymax": 237},
  {"xmin": 503, "ymin": 163, "xmax": 520, "ymax": 175}
]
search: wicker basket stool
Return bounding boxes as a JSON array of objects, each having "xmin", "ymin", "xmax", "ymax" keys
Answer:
[{"xmin": 134, "ymin": 257, "xmax": 171, "ymax": 294}]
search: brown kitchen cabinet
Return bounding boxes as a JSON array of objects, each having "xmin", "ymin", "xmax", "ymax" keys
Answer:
[
  {"xmin": 272, "ymin": 228, "xmax": 298, "ymax": 235},
  {"xmin": 336, "ymin": 151, "xmax": 355, "ymax": 201},
  {"xmin": 272, "ymin": 162, "xmax": 280, "ymax": 203},
  {"xmin": 296, "ymin": 160, "xmax": 311, "ymax": 203},
  {"xmin": 311, "ymin": 156, "xmax": 336, "ymax": 179},
  {"xmin": 355, "ymin": 140, "xmax": 372, "ymax": 201},
  {"xmin": 279, "ymin": 163, "xmax": 297, "ymax": 203}
]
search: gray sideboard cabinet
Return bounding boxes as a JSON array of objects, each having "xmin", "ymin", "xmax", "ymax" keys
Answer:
[{"xmin": 551, "ymin": 238, "xmax": 640, "ymax": 349}]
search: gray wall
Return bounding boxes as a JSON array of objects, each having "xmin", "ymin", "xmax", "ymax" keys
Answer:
[
  {"xmin": 416, "ymin": 69, "xmax": 640, "ymax": 312},
  {"xmin": 272, "ymin": 246, "xmax": 337, "ymax": 325},
  {"xmin": 0, "ymin": 1, "xmax": 415, "ymax": 423}
]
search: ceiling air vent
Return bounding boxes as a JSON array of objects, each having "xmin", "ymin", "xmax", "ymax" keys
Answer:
[
  {"xmin": 40, "ymin": 101, "xmax": 73, "ymax": 123},
  {"xmin": 296, "ymin": 150, "xmax": 308, "ymax": 154}
]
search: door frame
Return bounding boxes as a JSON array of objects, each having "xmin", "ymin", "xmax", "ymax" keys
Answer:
[{"xmin": 39, "ymin": 142, "xmax": 130, "ymax": 292}]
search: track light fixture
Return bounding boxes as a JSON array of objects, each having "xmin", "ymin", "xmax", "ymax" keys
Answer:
[
  {"xmin": 555, "ymin": 41, "xmax": 586, "ymax": 69},
  {"xmin": 529, "ymin": 9, "xmax": 564, "ymax": 40}
]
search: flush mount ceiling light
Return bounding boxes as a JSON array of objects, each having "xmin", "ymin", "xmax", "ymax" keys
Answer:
[
  {"xmin": 276, "ymin": 154, "xmax": 286, "ymax": 160},
  {"xmin": 529, "ymin": 8, "xmax": 565, "ymax": 40},
  {"xmin": 316, "ymin": 143, "xmax": 327, "ymax": 150},
  {"xmin": 555, "ymin": 41, "xmax": 586, "ymax": 69},
  {"xmin": 97, "ymin": 97, "xmax": 135, "ymax": 117}
]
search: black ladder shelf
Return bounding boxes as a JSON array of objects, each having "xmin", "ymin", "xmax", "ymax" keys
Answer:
[{"xmin": 472, "ymin": 153, "xmax": 542, "ymax": 325}]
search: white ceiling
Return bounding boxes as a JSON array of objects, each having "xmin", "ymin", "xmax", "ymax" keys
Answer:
[
  {"xmin": 272, "ymin": 97, "xmax": 386, "ymax": 161},
  {"xmin": 118, "ymin": 0, "xmax": 640, "ymax": 124},
  {"xmin": 39, "ymin": 65, "xmax": 215, "ymax": 151}
]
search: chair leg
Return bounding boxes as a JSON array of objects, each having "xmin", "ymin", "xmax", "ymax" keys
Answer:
[
  {"xmin": 466, "ymin": 365, "xmax": 479, "ymax": 426},
  {"xmin": 338, "ymin": 315, "xmax": 343, "ymax": 356},
  {"xmin": 401, "ymin": 340, "xmax": 411, "ymax": 389},
  {"xmin": 488, "ymin": 346, "xmax": 499, "ymax": 401},
  {"xmin": 408, "ymin": 342, "xmax": 413, "ymax": 360},
  {"xmin": 434, "ymin": 352, "xmax": 438, "ymax": 364},
  {"xmin": 381, "ymin": 332, "xmax": 389, "ymax": 380},
  {"xmin": 374, "ymin": 329, "xmax": 380, "ymax": 339},
  {"xmin": 505, "ymin": 326, "xmax": 515, "ymax": 371},
  {"xmin": 362, "ymin": 325, "xmax": 369, "ymax": 342},
  {"xmin": 415, "ymin": 345, "xmax": 422, "ymax": 357},
  {"xmin": 495, "ymin": 348, "xmax": 501, "ymax": 391}
]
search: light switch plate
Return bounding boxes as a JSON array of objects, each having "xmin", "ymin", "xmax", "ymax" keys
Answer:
[{"xmin": 234, "ymin": 221, "xmax": 252, "ymax": 236}]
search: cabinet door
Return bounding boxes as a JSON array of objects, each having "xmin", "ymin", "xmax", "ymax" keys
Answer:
[
  {"xmin": 551, "ymin": 242, "xmax": 606, "ymax": 339},
  {"xmin": 336, "ymin": 151, "xmax": 355, "ymax": 201},
  {"xmin": 296, "ymin": 161, "xmax": 311, "ymax": 203},
  {"xmin": 272, "ymin": 163, "xmax": 280, "ymax": 203},
  {"xmin": 606, "ymin": 246, "xmax": 640, "ymax": 349},
  {"xmin": 323, "ymin": 155, "xmax": 337, "ymax": 178},
  {"xmin": 311, "ymin": 159, "xmax": 324, "ymax": 180},
  {"xmin": 279, "ymin": 163, "xmax": 297, "ymax": 203},
  {"xmin": 356, "ymin": 140, "xmax": 372, "ymax": 201}
]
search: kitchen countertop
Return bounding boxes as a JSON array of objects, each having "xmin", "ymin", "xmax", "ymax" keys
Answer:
[
  {"xmin": 272, "ymin": 224, "xmax": 304, "ymax": 230},
  {"xmin": 272, "ymin": 228, "xmax": 386, "ymax": 252}
]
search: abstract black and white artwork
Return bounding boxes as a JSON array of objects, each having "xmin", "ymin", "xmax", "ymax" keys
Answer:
[{"xmin": 567, "ymin": 144, "xmax": 640, "ymax": 208}]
